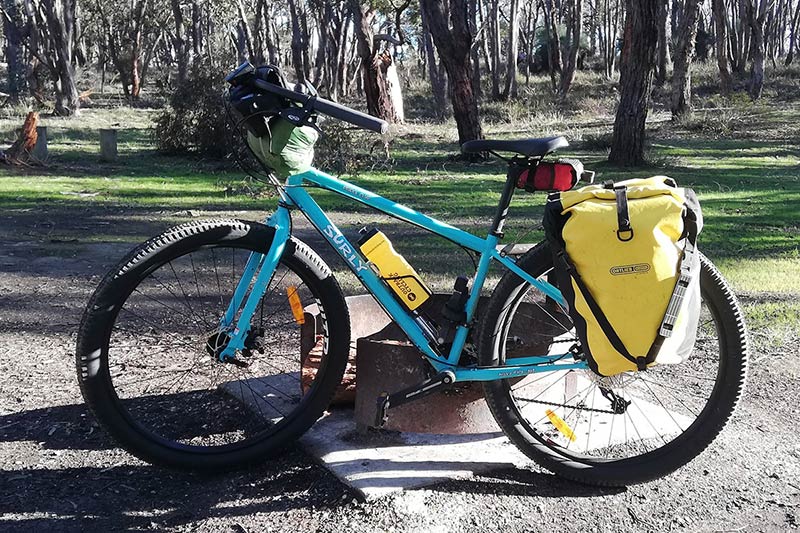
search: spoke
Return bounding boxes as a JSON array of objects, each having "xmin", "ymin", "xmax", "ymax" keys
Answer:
[
  {"xmin": 155, "ymin": 355, "xmax": 207, "ymax": 396},
  {"xmin": 114, "ymin": 366, "xmax": 202, "ymax": 390},
  {"xmin": 148, "ymin": 271, "xmax": 211, "ymax": 333},
  {"xmin": 116, "ymin": 307, "xmax": 202, "ymax": 352},
  {"xmin": 631, "ymin": 395, "xmax": 669, "ymax": 446},
  {"xmin": 564, "ymin": 382, "xmax": 597, "ymax": 450},
  {"xmin": 189, "ymin": 253, "xmax": 203, "ymax": 306},
  {"xmin": 131, "ymin": 288, "xmax": 206, "ymax": 328},
  {"xmin": 634, "ymin": 374, "xmax": 711, "ymax": 400},
  {"xmin": 255, "ymin": 269, "xmax": 295, "ymax": 327},
  {"xmin": 221, "ymin": 364, "xmax": 286, "ymax": 420},
  {"xmin": 211, "ymin": 247, "xmax": 224, "ymax": 311},
  {"xmin": 512, "ymin": 308, "xmax": 573, "ymax": 337},
  {"xmin": 633, "ymin": 375, "xmax": 702, "ymax": 418},
  {"xmin": 253, "ymin": 359, "xmax": 303, "ymax": 384},
  {"xmin": 241, "ymin": 366, "xmax": 298, "ymax": 401},
  {"xmin": 607, "ymin": 404, "xmax": 616, "ymax": 450},
  {"xmin": 516, "ymin": 375, "xmax": 601, "ymax": 427},
  {"xmin": 638, "ymin": 378, "xmax": 688, "ymax": 433},
  {"xmin": 514, "ymin": 371, "xmax": 572, "ymax": 405},
  {"xmin": 586, "ymin": 383, "xmax": 597, "ymax": 454},
  {"xmin": 510, "ymin": 370, "xmax": 565, "ymax": 392},
  {"xmin": 235, "ymin": 367, "xmax": 267, "ymax": 422},
  {"xmin": 167, "ymin": 261, "xmax": 213, "ymax": 331}
]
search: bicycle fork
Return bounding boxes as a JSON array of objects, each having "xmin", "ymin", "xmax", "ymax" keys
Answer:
[{"xmin": 217, "ymin": 207, "xmax": 292, "ymax": 362}]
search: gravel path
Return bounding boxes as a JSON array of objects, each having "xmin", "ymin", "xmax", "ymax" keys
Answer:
[{"xmin": 0, "ymin": 208, "xmax": 797, "ymax": 532}]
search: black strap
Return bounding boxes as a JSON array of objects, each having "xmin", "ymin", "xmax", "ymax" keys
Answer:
[
  {"xmin": 613, "ymin": 185, "xmax": 633, "ymax": 242},
  {"xmin": 554, "ymin": 247, "xmax": 646, "ymax": 371}
]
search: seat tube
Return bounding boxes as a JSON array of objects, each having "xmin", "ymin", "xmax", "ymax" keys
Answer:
[
  {"xmin": 490, "ymin": 165, "xmax": 520, "ymax": 238},
  {"xmin": 447, "ymin": 233, "xmax": 500, "ymax": 364}
]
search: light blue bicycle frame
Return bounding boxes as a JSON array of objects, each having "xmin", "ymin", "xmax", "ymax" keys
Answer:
[{"xmin": 218, "ymin": 167, "xmax": 588, "ymax": 381}]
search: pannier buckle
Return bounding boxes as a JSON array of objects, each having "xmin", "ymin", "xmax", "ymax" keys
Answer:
[{"xmin": 616, "ymin": 228, "xmax": 634, "ymax": 242}]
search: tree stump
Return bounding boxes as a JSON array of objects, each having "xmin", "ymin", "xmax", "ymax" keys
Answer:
[
  {"xmin": 100, "ymin": 129, "xmax": 118, "ymax": 161},
  {"xmin": 3, "ymin": 112, "xmax": 39, "ymax": 164}
]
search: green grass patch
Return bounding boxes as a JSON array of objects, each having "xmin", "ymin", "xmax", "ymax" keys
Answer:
[
  {"xmin": 716, "ymin": 256, "xmax": 800, "ymax": 294},
  {"xmin": 1, "ymin": 100, "xmax": 798, "ymax": 322}
]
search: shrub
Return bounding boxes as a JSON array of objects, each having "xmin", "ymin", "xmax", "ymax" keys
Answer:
[{"xmin": 153, "ymin": 65, "xmax": 231, "ymax": 157}]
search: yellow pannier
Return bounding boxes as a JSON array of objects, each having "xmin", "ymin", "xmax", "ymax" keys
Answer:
[{"xmin": 543, "ymin": 176, "xmax": 703, "ymax": 376}]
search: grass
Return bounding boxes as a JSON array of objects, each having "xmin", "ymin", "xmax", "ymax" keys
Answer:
[{"xmin": 1, "ymin": 69, "xmax": 798, "ymax": 345}]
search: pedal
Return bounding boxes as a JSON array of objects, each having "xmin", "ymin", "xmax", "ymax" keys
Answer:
[{"xmin": 373, "ymin": 370, "xmax": 456, "ymax": 428}]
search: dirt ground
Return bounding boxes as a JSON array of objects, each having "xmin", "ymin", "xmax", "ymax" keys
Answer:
[{"xmin": 0, "ymin": 205, "xmax": 798, "ymax": 533}]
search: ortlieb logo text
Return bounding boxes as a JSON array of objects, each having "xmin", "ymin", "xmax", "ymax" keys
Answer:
[{"xmin": 610, "ymin": 263, "xmax": 651, "ymax": 275}]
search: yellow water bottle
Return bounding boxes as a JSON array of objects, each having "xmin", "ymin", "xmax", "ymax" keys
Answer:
[{"xmin": 357, "ymin": 228, "xmax": 432, "ymax": 311}]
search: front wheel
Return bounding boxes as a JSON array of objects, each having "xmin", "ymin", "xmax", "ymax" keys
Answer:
[
  {"xmin": 76, "ymin": 219, "xmax": 350, "ymax": 471},
  {"xmin": 479, "ymin": 244, "xmax": 748, "ymax": 486}
]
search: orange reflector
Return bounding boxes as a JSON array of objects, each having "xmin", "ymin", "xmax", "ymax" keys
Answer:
[
  {"xmin": 545, "ymin": 409, "xmax": 577, "ymax": 442},
  {"xmin": 287, "ymin": 286, "xmax": 305, "ymax": 325}
]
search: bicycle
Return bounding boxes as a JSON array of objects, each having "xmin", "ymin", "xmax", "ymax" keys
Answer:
[{"xmin": 76, "ymin": 65, "xmax": 748, "ymax": 487}]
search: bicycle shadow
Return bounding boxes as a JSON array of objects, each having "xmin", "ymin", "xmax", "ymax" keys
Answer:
[
  {"xmin": 0, "ymin": 459, "xmax": 348, "ymax": 532},
  {"xmin": 429, "ymin": 466, "xmax": 626, "ymax": 498},
  {"xmin": 0, "ymin": 400, "xmax": 624, "ymax": 531}
]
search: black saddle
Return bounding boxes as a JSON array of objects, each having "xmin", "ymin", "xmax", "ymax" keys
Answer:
[{"xmin": 461, "ymin": 136, "xmax": 569, "ymax": 158}]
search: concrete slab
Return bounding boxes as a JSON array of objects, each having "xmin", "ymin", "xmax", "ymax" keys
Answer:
[
  {"xmin": 299, "ymin": 409, "xmax": 529, "ymax": 501},
  {"xmin": 221, "ymin": 372, "xmax": 692, "ymax": 500}
]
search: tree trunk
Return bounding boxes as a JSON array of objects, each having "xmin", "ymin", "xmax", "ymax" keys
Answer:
[
  {"xmin": 170, "ymin": 0, "xmax": 190, "ymax": 84},
  {"xmin": 41, "ymin": 0, "xmax": 80, "ymax": 116},
  {"xmin": 191, "ymin": 0, "xmax": 203, "ymax": 59},
  {"xmin": 544, "ymin": 0, "xmax": 564, "ymax": 93},
  {"xmin": 609, "ymin": 0, "xmax": 658, "ymax": 166},
  {"xmin": 129, "ymin": 0, "xmax": 148, "ymax": 100},
  {"xmin": 288, "ymin": 0, "xmax": 308, "ymax": 83},
  {"xmin": 235, "ymin": 0, "xmax": 255, "ymax": 61},
  {"xmin": 489, "ymin": 0, "xmax": 502, "ymax": 99},
  {"xmin": 477, "ymin": 0, "xmax": 493, "ymax": 93},
  {"xmin": 350, "ymin": 0, "xmax": 398, "ymax": 122},
  {"xmin": 501, "ymin": 0, "xmax": 521, "ymax": 99},
  {"xmin": 468, "ymin": 0, "xmax": 482, "ymax": 99},
  {"xmin": 559, "ymin": 0, "xmax": 583, "ymax": 96},
  {"xmin": 747, "ymin": 0, "xmax": 768, "ymax": 100},
  {"xmin": 3, "ymin": 0, "xmax": 27, "ymax": 101},
  {"xmin": 712, "ymin": 0, "xmax": 734, "ymax": 94},
  {"xmin": 299, "ymin": 7, "xmax": 312, "ymax": 79},
  {"xmin": 655, "ymin": 0, "xmax": 671, "ymax": 85},
  {"xmin": 420, "ymin": 0, "xmax": 483, "ymax": 150},
  {"xmin": 786, "ymin": 0, "xmax": 800, "ymax": 65},
  {"xmin": 671, "ymin": 0, "xmax": 702, "ymax": 117},
  {"xmin": 734, "ymin": 0, "xmax": 751, "ymax": 74},
  {"xmin": 600, "ymin": 0, "xmax": 620, "ymax": 78},
  {"xmin": 421, "ymin": 5, "xmax": 449, "ymax": 118}
]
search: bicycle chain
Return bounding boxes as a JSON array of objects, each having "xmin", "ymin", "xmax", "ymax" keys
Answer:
[{"xmin": 518, "ymin": 396, "xmax": 618, "ymax": 415}]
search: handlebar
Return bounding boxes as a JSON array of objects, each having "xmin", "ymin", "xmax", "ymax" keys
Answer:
[{"xmin": 251, "ymin": 78, "xmax": 389, "ymax": 135}]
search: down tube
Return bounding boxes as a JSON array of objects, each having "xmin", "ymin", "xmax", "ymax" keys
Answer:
[{"xmin": 285, "ymin": 186, "xmax": 450, "ymax": 366}]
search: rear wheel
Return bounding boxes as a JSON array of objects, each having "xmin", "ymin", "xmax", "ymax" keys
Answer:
[
  {"xmin": 76, "ymin": 219, "xmax": 350, "ymax": 471},
  {"xmin": 479, "ymin": 244, "xmax": 748, "ymax": 486}
]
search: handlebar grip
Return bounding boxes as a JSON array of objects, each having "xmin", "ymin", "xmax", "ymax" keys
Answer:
[
  {"xmin": 313, "ymin": 98, "xmax": 389, "ymax": 134},
  {"xmin": 251, "ymin": 78, "xmax": 389, "ymax": 134}
]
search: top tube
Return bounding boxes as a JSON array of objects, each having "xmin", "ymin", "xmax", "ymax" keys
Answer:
[{"xmin": 287, "ymin": 168, "xmax": 487, "ymax": 252}]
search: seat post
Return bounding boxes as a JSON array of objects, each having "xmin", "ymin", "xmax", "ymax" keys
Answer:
[{"xmin": 489, "ymin": 161, "xmax": 525, "ymax": 238}]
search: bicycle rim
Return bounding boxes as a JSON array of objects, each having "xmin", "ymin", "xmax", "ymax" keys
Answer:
[
  {"xmin": 495, "ymin": 263, "xmax": 728, "ymax": 464},
  {"xmin": 104, "ymin": 243, "xmax": 331, "ymax": 453}
]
